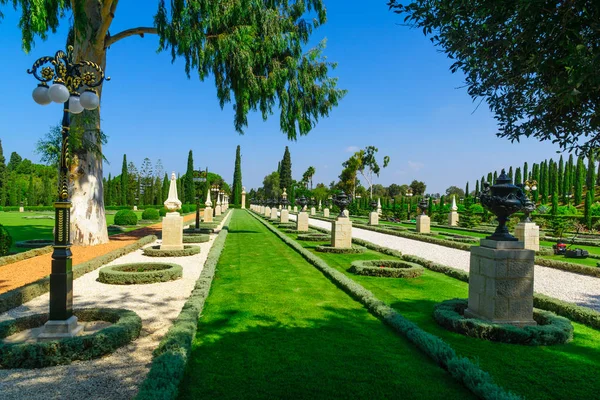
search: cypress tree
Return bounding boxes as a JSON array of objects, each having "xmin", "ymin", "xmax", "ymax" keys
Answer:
[
  {"xmin": 439, "ymin": 195, "xmax": 445, "ymax": 210},
  {"xmin": 585, "ymin": 190, "xmax": 593, "ymax": 228},
  {"xmin": 27, "ymin": 175, "xmax": 35, "ymax": 206},
  {"xmin": 514, "ymin": 167, "xmax": 522, "ymax": 185},
  {"xmin": 493, "ymin": 171, "xmax": 498, "ymax": 183},
  {"xmin": 486, "ymin": 172, "xmax": 493, "ymax": 183},
  {"xmin": 508, "ymin": 166, "xmax": 513, "ymax": 183},
  {"xmin": 562, "ymin": 157, "xmax": 571, "ymax": 204},
  {"xmin": 162, "ymin": 173, "xmax": 169, "ymax": 203},
  {"xmin": 558, "ymin": 155, "xmax": 564, "ymax": 197},
  {"xmin": 575, "ymin": 156, "xmax": 584, "ymax": 206},
  {"xmin": 523, "ymin": 162, "xmax": 529, "ymax": 181},
  {"xmin": 428, "ymin": 196, "xmax": 434, "ymax": 216},
  {"xmin": 568, "ymin": 154, "xmax": 575, "ymax": 190},
  {"xmin": 551, "ymin": 161, "xmax": 559, "ymax": 215},
  {"xmin": 185, "ymin": 150, "xmax": 195, "ymax": 204},
  {"xmin": 586, "ymin": 152, "xmax": 596, "ymax": 195},
  {"xmin": 120, "ymin": 154, "xmax": 128, "ymax": 206},
  {"xmin": 539, "ymin": 161, "xmax": 546, "ymax": 204},
  {"xmin": 0, "ymin": 140, "xmax": 5, "ymax": 206},
  {"xmin": 465, "ymin": 182, "xmax": 469, "ymax": 197},
  {"xmin": 232, "ymin": 145, "xmax": 243, "ymax": 205},
  {"xmin": 279, "ymin": 146, "xmax": 293, "ymax": 198},
  {"xmin": 475, "ymin": 180, "xmax": 480, "ymax": 196},
  {"xmin": 106, "ymin": 173, "xmax": 112, "ymax": 206}
]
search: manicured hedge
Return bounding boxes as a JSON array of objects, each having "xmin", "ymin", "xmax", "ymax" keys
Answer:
[
  {"xmin": 315, "ymin": 244, "xmax": 366, "ymax": 254},
  {"xmin": 0, "ymin": 308, "xmax": 141, "ymax": 369},
  {"xmin": 297, "ymin": 233, "xmax": 331, "ymax": 242},
  {"xmin": 15, "ymin": 239, "xmax": 54, "ymax": 249},
  {"xmin": 0, "ymin": 235, "xmax": 157, "ymax": 314},
  {"xmin": 534, "ymin": 257, "xmax": 600, "ymax": 278},
  {"xmin": 349, "ymin": 259, "xmax": 424, "ymax": 278},
  {"xmin": 98, "ymin": 263, "xmax": 182, "ymax": 285},
  {"xmin": 249, "ymin": 211, "xmax": 519, "ymax": 400},
  {"xmin": 135, "ymin": 211, "xmax": 232, "ymax": 400},
  {"xmin": 142, "ymin": 208, "xmax": 160, "ymax": 221},
  {"xmin": 0, "ymin": 245, "xmax": 53, "ymax": 267},
  {"xmin": 434, "ymin": 299, "xmax": 573, "ymax": 346},
  {"xmin": 142, "ymin": 245, "xmax": 200, "ymax": 257},
  {"xmin": 114, "ymin": 210, "xmax": 138, "ymax": 226},
  {"xmin": 182, "ymin": 234, "xmax": 210, "ymax": 243},
  {"xmin": 0, "ymin": 224, "xmax": 12, "ymax": 256}
]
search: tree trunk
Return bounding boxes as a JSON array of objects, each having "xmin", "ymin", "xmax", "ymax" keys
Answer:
[{"xmin": 69, "ymin": 1, "xmax": 109, "ymax": 246}]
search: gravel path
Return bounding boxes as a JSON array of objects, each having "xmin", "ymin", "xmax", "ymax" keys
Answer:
[
  {"xmin": 288, "ymin": 214, "xmax": 600, "ymax": 312},
  {"xmin": 0, "ymin": 212, "xmax": 230, "ymax": 400}
]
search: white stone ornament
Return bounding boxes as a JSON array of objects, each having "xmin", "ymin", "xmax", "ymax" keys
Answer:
[
  {"xmin": 205, "ymin": 190, "xmax": 212, "ymax": 207},
  {"xmin": 451, "ymin": 195, "xmax": 458, "ymax": 211},
  {"xmin": 164, "ymin": 172, "xmax": 182, "ymax": 212}
]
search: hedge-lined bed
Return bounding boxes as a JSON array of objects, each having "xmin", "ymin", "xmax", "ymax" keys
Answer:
[
  {"xmin": 182, "ymin": 234, "xmax": 210, "ymax": 243},
  {"xmin": 297, "ymin": 233, "xmax": 330, "ymax": 241},
  {"xmin": 142, "ymin": 245, "xmax": 200, "ymax": 257},
  {"xmin": 98, "ymin": 263, "xmax": 182, "ymax": 285},
  {"xmin": 0, "ymin": 308, "xmax": 141, "ymax": 369},
  {"xmin": 315, "ymin": 244, "xmax": 366, "ymax": 254},
  {"xmin": 0, "ymin": 245, "xmax": 53, "ymax": 267},
  {"xmin": 0, "ymin": 235, "xmax": 157, "ymax": 314},
  {"xmin": 349, "ymin": 259, "xmax": 424, "ymax": 278}
]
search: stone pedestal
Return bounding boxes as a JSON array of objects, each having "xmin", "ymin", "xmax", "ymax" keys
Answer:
[
  {"xmin": 323, "ymin": 208, "xmax": 329, "ymax": 218},
  {"xmin": 280, "ymin": 209, "xmax": 289, "ymax": 223},
  {"xmin": 368, "ymin": 211, "xmax": 379, "ymax": 226},
  {"xmin": 241, "ymin": 193, "xmax": 246, "ymax": 209},
  {"xmin": 215, "ymin": 205, "xmax": 222, "ymax": 216},
  {"xmin": 133, "ymin": 206, "xmax": 138, "ymax": 211},
  {"xmin": 515, "ymin": 222, "xmax": 540, "ymax": 252},
  {"xmin": 331, "ymin": 217, "xmax": 352, "ymax": 248},
  {"xmin": 448, "ymin": 211, "xmax": 459, "ymax": 226},
  {"xmin": 416, "ymin": 214, "xmax": 430, "ymax": 233},
  {"xmin": 293, "ymin": 206, "xmax": 298, "ymax": 213},
  {"xmin": 296, "ymin": 212, "xmax": 309, "ymax": 232},
  {"xmin": 310, "ymin": 207, "xmax": 316, "ymax": 216},
  {"xmin": 161, "ymin": 212, "xmax": 184, "ymax": 250},
  {"xmin": 260, "ymin": 206, "xmax": 264, "ymax": 214},
  {"xmin": 465, "ymin": 240, "xmax": 536, "ymax": 327},
  {"xmin": 203, "ymin": 207, "xmax": 213, "ymax": 223},
  {"xmin": 19, "ymin": 206, "xmax": 24, "ymax": 212},
  {"xmin": 264, "ymin": 206, "xmax": 271, "ymax": 217},
  {"xmin": 270, "ymin": 207, "xmax": 278, "ymax": 220},
  {"xmin": 38, "ymin": 315, "xmax": 83, "ymax": 341}
]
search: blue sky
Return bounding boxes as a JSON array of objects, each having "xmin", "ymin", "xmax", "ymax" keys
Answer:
[{"xmin": 0, "ymin": 1, "xmax": 563, "ymax": 194}]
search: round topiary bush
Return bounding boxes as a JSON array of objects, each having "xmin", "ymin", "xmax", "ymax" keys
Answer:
[
  {"xmin": 114, "ymin": 210, "xmax": 138, "ymax": 226},
  {"xmin": 141, "ymin": 208, "xmax": 160, "ymax": 221},
  {"xmin": 315, "ymin": 245, "xmax": 366, "ymax": 254},
  {"xmin": 159, "ymin": 208, "xmax": 167, "ymax": 217},
  {"xmin": 182, "ymin": 234, "xmax": 210, "ymax": 243},
  {"xmin": 0, "ymin": 224, "xmax": 12, "ymax": 256},
  {"xmin": 142, "ymin": 245, "xmax": 201, "ymax": 257},
  {"xmin": 181, "ymin": 205, "xmax": 191, "ymax": 214},
  {"xmin": 98, "ymin": 262, "xmax": 182, "ymax": 284},
  {"xmin": 297, "ymin": 233, "xmax": 331, "ymax": 242},
  {"xmin": 349, "ymin": 259, "xmax": 424, "ymax": 278},
  {"xmin": 0, "ymin": 308, "xmax": 141, "ymax": 368},
  {"xmin": 433, "ymin": 298, "xmax": 574, "ymax": 346}
]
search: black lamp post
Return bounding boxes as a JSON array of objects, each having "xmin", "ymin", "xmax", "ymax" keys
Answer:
[
  {"xmin": 406, "ymin": 188, "xmax": 413, "ymax": 220},
  {"xmin": 28, "ymin": 46, "xmax": 108, "ymax": 333},
  {"xmin": 193, "ymin": 168, "xmax": 207, "ymax": 229}
]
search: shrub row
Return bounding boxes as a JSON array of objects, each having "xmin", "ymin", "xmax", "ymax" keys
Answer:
[
  {"xmin": 541, "ymin": 236, "xmax": 600, "ymax": 247},
  {"xmin": 182, "ymin": 234, "xmax": 210, "ymax": 243},
  {"xmin": 98, "ymin": 263, "xmax": 183, "ymax": 285},
  {"xmin": 315, "ymin": 244, "xmax": 366, "ymax": 254},
  {"xmin": 15, "ymin": 239, "xmax": 53, "ymax": 249},
  {"xmin": 433, "ymin": 299, "xmax": 573, "ymax": 346},
  {"xmin": 0, "ymin": 224, "xmax": 12, "ymax": 256},
  {"xmin": 349, "ymin": 259, "xmax": 424, "ymax": 278},
  {"xmin": 297, "ymin": 233, "xmax": 331, "ymax": 242},
  {"xmin": 135, "ymin": 211, "xmax": 232, "ymax": 400},
  {"xmin": 249, "ymin": 211, "xmax": 519, "ymax": 400},
  {"xmin": 142, "ymin": 245, "xmax": 201, "ymax": 257},
  {"xmin": 0, "ymin": 235, "xmax": 157, "ymax": 314},
  {"xmin": 0, "ymin": 245, "xmax": 53, "ymax": 267},
  {"xmin": 533, "ymin": 257, "xmax": 600, "ymax": 278},
  {"xmin": 0, "ymin": 308, "xmax": 141, "ymax": 369}
]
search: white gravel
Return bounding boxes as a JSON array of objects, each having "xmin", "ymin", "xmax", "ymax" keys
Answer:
[
  {"xmin": 289, "ymin": 214, "xmax": 600, "ymax": 312},
  {"xmin": 0, "ymin": 213, "xmax": 230, "ymax": 400}
]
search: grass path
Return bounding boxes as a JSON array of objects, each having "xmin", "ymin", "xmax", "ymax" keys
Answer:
[{"xmin": 178, "ymin": 210, "xmax": 474, "ymax": 399}]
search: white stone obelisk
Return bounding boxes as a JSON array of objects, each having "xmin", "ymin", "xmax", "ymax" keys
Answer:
[
  {"xmin": 448, "ymin": 195, "xmax": 459, "ymax": 226},
  {"xmin": 377, "ymin": 198, "xmax": 382, "ymax": 216},
  {"xmin": 204, "ymin": 190, "xmax": 213, "ymax": 223},
  {"xmin": 241, "ymin": 187, "xmax": 246, "ymax": 209},
  {"xmin": 161, "ymin": 172, "xmax": 184, "ymax": 250}
]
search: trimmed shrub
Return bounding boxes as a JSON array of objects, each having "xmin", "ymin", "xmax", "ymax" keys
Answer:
[
  {"xmin": 433, "ymin": 299, "xmax": 573, "ymax": 346},
  {"xmin": 98, "ymin": 263, "xmax": 182, "ymax": 285},
  {"xmin": 114, "ymin": 210, "xmax": 138, "ymax": 226},
  {"xmin": 533, "ymin": 294, "xmax": 600, "ymax": 330},
  {"xmin": 182, "ymin": 234, "xmax": 210, "ymax": 243},
  {"xmin": 0, "ymin": 308, "xmax": 141, "ymax": 369},
  {"xmin": 315, "ymin": 244, "xmax": 366, "ymax": 254},
  {"xmin": 349, "ymin": 259, "xmax": 424, "ymax": 278},
  {"xmin": 297, "ymin": 233, "xmax": 331, "ymax": 242},
  {"xmin": 0, "ymin": 245, "xmax": 53, "ymax": 267},
  {"xmin": 142, "ymin": 245, "xmax": 200, "ymax": 257},
  {"xmin": 181, "ymin": 205, "xmax": 191, "ymax": 214},
  {"xmin": 534, "ymin": 257, "xmax": 600, "ymax": 278},
  {"xmin": 0, "ymin": 224, "xmax": 12, "ymax": 256},
  {"xmin": 141, "ymin": 208, "xmax": 160, "ymax": 221},
  {"xmin": 15, "ymin": 239, "xmax": 53, "ymax": 249},
  {"xmin": 159, "ymin": 208, "xmax": 167, "ymax": 217}
]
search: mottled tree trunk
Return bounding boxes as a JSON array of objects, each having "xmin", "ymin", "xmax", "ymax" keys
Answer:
[{"xmin": 69, "ymin": 1, "xmax": 109, "ymax": 246}]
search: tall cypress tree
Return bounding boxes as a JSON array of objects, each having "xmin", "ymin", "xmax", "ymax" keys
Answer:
[
  {"xmin": 185, "ymin": 150, "xmax": 195, "ymax": 204},
  {"xmin": 508, "ymin": 166, "xmax": 513, "ymax": 183},
  {"xmin": 27, "ymin": 175, "xmax": 35, "ymax": 206},
  {"xmin": 106, "ymin": 173, "xmax": 112, "ymax": 206},
  {"xmin": 523, "ymin": 162, "xmax": 529, "ymax": 181},
  {"xmin": 539, "ymin": 161, "xmax": 547, "ymax": 204},
  {"xmin": 232, "ymin": 145, "xmax": 243, "ymax": 205},
  {"xmin": 585, "ymin": 190, "xmax": 593, "ymax": 228},
  {"xmin": 0, "ymin": 140, "xmax": 5, "ymax": 206},
  {"xmin": 493, "ymin": 171, "xmax": 498, "ymax": 183},
  {"xmin": 558, "ymin": 155, "xmax": 564, "ymax": 197},
  {"xmin": 586, "ymin": 152, "xmax": 596, "ymax": 195},
  {"xmin": 551, "ymin": 161, "xmax": 559, "ymax": 215},
  {"xmin": 575, "ymin": 156, "xmax": 584, "ymax": 206},
  {"xmin": 120, "ymin": 154, "xmax": 128, "ymax": 206},
  {"xmin": 475, "ymin": 180, "xmax": 480, "ymax": 196},
  {"xmin": 562, "ymin": 157, "xmax": 571, "ymax": 204},
  {"xmin": 279, "ymin": 146, "xmax": 293, "ymax": 200},
  {"xmin": 162, "ymin": 173, "xmax": 169, "ymax": 203},
  {"xmin": 465, "ymin": 182, "xmax": 469, "ymax": 197},
  {"xmin": 569, "ymin": 154, "xmax": 575, "ymax": 191},
  {"xmin": 531, "ymin": 163, "xmax": 539, "ymax": 203},
  {"xmin": 514, "ymin": 167, "xmax": 522, "ymax": 185},
  {"xmin": 486, "ymin": 172, "xmax": 493, "ymax": 183}
]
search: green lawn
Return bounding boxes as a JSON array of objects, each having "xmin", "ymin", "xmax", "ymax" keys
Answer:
[
  {"xmin": 282, "ymin": 229, "xmax": 600, "ymax": 400},
  {"xmin": 178, "ymin": 210, "xmax": 474, "ymax": 399},
  {"xmin": 0, "ymin": 210, "xmax": 147, "ymax": 253}
]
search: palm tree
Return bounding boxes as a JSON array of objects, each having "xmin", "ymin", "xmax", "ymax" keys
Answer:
[{"xmin": 303, "ymin": 166, "xmax": 316, "ymax": 190}]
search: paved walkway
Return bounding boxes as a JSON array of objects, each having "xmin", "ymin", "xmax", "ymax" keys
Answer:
[{"xmin": 288, "ymin": 214, "xmax": 600, "ymax": 312}]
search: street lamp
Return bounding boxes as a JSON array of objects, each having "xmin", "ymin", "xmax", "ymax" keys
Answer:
[
  {"xmin": 28, "ymin": 46, "xmax": 108, "ymax": 339},
  {"xmin": 211, "ymin": 184, "xmax": 220, "ymax": 216},
  {"xmin": 406, "ymin": 188, "xmax": 413, "ymax": 220},
  {"xmin": 193, "ymin": 168, "xmax": 207, "ymax": 229},
  {"xmin": 521, "ymin": 179, "xmax": 538, "ymax": 222}
]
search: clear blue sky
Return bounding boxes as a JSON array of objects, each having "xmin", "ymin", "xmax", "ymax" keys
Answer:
[{"xmin": 0, "ymin": 1, "xmax": 563, "ymax": 194}]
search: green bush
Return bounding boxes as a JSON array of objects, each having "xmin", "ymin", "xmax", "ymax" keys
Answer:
[
  {"xmin": 0, "ymin": 245, "xmax": 53, "ymax": 267},
  {"xmin": 98, "ymin": 263, "xmax": 182, "ymax": 285},
  {"xmin": 0, "ymin": 308, "xmax": 141, "ymax": 368},
  {"xmin": 433, "ymin": 299, "xmax": 573, "ymax": 346},
  {"xmin": 142, "ymin": 245, "xmax": 200, "ymax": 257},
  {"xmin": 0, "ymin": 225, "xmax": 13, "ymax": 256},
  {"xmin": 297, "ymin": 233, "xmax": 331, "ymax": 242},
  {"xmin": 114, "ymin": 210, "xmax": 138, "ymax": 226},
  {"xmin": 159, "ymin": 208, "xmax": 167, "ymax": 217},
  {"xmin": 349, "ymin": 259, "xmax": 424, "ymax": 278},
  {"xmin": 141, "ymin": 208, "xmax": 160, "ymax": 221},
  {"xmin": 315, "ymin": 244, "xmax": 366, "ymax": 254},
  {"xmin": 182, "ymin": 234, "xmax": 211, "ymax": 243},
  {"xmin": 181, "ymin": 205, "xmax": 191, "ymax": 213}
]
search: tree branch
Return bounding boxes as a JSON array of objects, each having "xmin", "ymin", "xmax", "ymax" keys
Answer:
[
  {"xmin": 97, "ymin": 0, "xmax": 118, "ymax": 45},
  {"xmin": 105, "ymin": 26, "xmax": 158, "ymax": 48}
]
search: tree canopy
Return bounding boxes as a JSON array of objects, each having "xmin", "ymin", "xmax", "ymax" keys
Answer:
[{"xmin": 389, "ymin": 1, "xmax": 600, "ymax": 152}]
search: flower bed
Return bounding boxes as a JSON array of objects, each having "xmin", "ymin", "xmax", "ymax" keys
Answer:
[
  {"xmin": 98, "ymin": 263, "xmax": 182, "ymax": 284},
  {"xmin": 349, "ymin": 259, "xmax": 424, "ymax": 278}
]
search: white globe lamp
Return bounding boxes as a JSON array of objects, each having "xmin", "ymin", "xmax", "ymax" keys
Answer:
[
  {"xmin": 32, "ymin": 84, "xmax": 52, "ymax": 105},
  {"xmin": 48, "ymin": 82, "xmax": 70, "ymax": 103},
  {"xmin": 79, "ymin": 90, "xmax": 99, "ymax": 110},
  {"xmin": 68, "ymin": 95, "xmax": 84, "ymax": 114}
]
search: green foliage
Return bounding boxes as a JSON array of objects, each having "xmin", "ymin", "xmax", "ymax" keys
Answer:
[
  {"xmin": 409, "ymin": 180, "xmax": 426, "ymax": 195},
  {"xmin": 114, "ymin": 210, "xmax": 138, "ymax": 226},
  {"xmin": 142, "ymin": 245, "xmax": 200, "ymax": 257},
  {"xmin": 434, "ymin": 299, "xmax": 573, "ymax": 346},
  {"xmin": 98, "ymin": 263, "xmax": 182, "ymax": 285},
  {"xmin": 0, "ymin": 245, "xmax": 52, "ymax": 267},
  {"xmin": 121, "ymin": 155, "xmax": 128, "ymax": 206},
  {"xmin": 550, "ymin": 217, "xmax": 573, "ymax": 238},
  {"xmin": 0, "ymin": 308, "xmax": 141, "ymax": 369},
  {"xmin": 279, "ymin": 146, "xmax": 293, "ymax": 199},
  {"xmin": 180, "ymin": 205, "xmax": 191, "ymax": 214},
  {"xmin": 315, "ymin": 244, "xmax": 366, "ymax": 254},
  {"xmin": 0, "ymin": 140, "xmax": 6, "ymax": 207},
  {"xmin": 349, "ymin": 259, "xmax": 424, "ymax": 278},
  {"xmin": 0, "ymin": 224, "xmax": 12, "ymax": 256},
  {"xmin": 231, "ymin": 145, "xmax": 243, "ymax": 206},
  {"xmin": 296, "ymin": 233, "xmax": 330, "ymax": 241},
  {"xmin": 556, "ymin": 205, "xmax": 578, "ymax": 215},
  {"xmin": 182, "ymin": 234, "xmax": 210, "ymax": 243},
  {"xmin": 141, "ymin": 208, "xmax": 160, "ymax": 221}
]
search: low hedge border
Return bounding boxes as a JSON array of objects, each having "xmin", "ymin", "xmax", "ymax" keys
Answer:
[
  {"xmin": 284, "ymin": 229, "xmax": 318, "ymax": 234},
  {"xmin": 541, "ymin": 236, "xmax": 600, "ymax": 247},
  {"xmin": 0, "ymin": 235, "xmax": 157, "ymax": 314},
  {"xmin": 433, "ymin": 299, "xmax": 573, "ymax": 346},
  {"xmin": 349, "ymin": 259, "xmax": 424, "ymax": 278},
  {"xmin": 0, "ymin": 308, "xmax": 141, "ymax": 369},
  {"xmin": 297, "ymin": 233, "xmax": 331, "ymax": 242},
  {"xmin": 315, "ymin": 244, "xmax": 366, "ymax": 254},
  {"xmin": 183, "ymin": 228, "xmax": 214, "ymax": 234},
  {"xmin": 15, "ymin": 240, "xmax": 54, "ymax": 249},
  {"xmin": 142, "ymin": 245, "xmax": 200, "ymax": 257},
  {"xmin": 98, "ymin": 263, "xmax": 182, "ymax": 285},
  {"xmin": 248, "ymin": 211, "xmax": 519, "ymax": 400},
  {"xmin": 182, "ymin": 234, "xmax": 210, "ymax": 243},
  {"xmin": 0, "ymin": 245, "xmax": 53, "ymax": 267},
  {"xmin": 534, "ymin": 257, "xmax": 600, "ymax": 278},
  {"xmin": 135, "ymin": 210, "xmax": 232, "ymax": 400}
]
